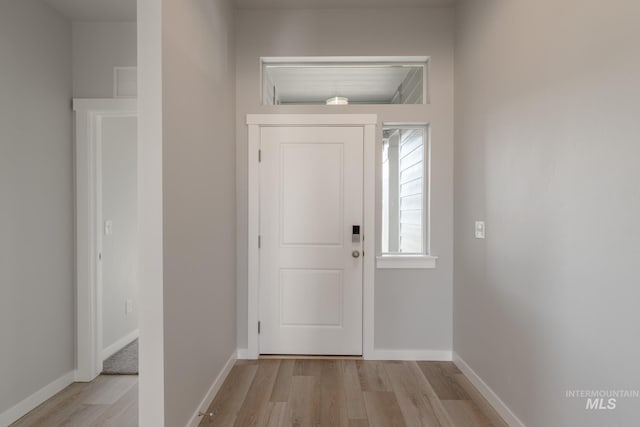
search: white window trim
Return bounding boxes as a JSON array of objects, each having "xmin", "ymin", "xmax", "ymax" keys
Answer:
[
  {"xmin": 378, "ymin": 124, "xmax": 436, "ymax": 269},
  {"xmin": 376, "ymin": 254, "xmax": 438, "ymax": 269}
]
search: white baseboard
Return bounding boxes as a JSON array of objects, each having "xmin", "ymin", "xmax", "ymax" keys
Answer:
[
  {"xmin": 453, "ymin": 352, "xmax": 526, "ymax": 427},
  {"xmin": 368, "ymin": 349, "xmax": 452, "ymax": 361},
  {"xmin": 102, "ymin": 329, "xmax": 139, "ymax": 361},
  {"xmin": 185, "ymin": 350, "xmax": 237, "ymax": 427},
  {"xmin": 236, "ymin": 348, "xmax": 252, "ymax": 359},
  {"xmin": 0, "ymin": 371, "xmax": 75, "ymax": 427}
]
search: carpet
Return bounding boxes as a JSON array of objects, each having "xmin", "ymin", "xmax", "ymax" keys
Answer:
[{"xmin": 102, "ymin": 339, "xmax": 138, "ymax": 375}]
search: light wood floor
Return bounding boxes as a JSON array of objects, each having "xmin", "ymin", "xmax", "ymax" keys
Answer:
[
  {"xmin": 199, "ymin": 359, "xmax": 507, "ymax": 427},
  {"xmin": 10, "ymin": 360, "xmax": 507, "ymax": 427},
  {"xmin": 10, "ymin": 375, "xmax": 137, "ymax": 427}
]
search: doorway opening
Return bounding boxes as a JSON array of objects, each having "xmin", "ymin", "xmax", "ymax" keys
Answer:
[{"xmin": 74, "ymin": 99, "xmax": 139, "ymax": 381}]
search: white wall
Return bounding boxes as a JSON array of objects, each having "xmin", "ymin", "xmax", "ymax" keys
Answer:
[
  {"xmin": 101, "ymin": 116, "xmax": 139, "ymax": 354},
  {"xmin": 137, "ymin": 0, "xmax": 165, "ymax": 424},
  {"xmin": 0, "ymin": 0, "xmax": 73, "ymax": 418},
  {"xmin": 454, "ymin": 1, "xmax": 640, "ymax": 426},
  {"xmin": 72, "ymin": 21, "xmax": 137, "ymax": 98},
  {"xmin": 235, "ymin": 7, "xmax": 455, "ymax": 353},
  {"xmin": 157, "ymin": 0, "xmax": 237, "ymax": 425}
]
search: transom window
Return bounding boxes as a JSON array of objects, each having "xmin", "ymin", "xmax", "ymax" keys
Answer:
[{"xmin": 261, "ymin": 57, "xmax": 429, "ymax": 105}]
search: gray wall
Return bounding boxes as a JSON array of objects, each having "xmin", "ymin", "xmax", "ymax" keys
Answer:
[
  {"xmin": 0, "ymin": 0, "xmax": 73, "ymax": 416},
  {"xmin": 235, "ymin": 7, "xmax": 455, "ymax": 352},
  {"xmin": 101, "ymin": 116, "xmax": 138, "ymax": 353},
  {"xmin": 72, "ymin": 21, "xmax": 137, "ymax": 98},
  {"xmin": 454, "ymin": 1, "xmax": 640, "ymax": 426},
  {"xmin": 161, "ymin": 0, "xmax": 237, "ymax": 425},
  {"xmin": 137, "ymin": 0, "xmax": 165, "ymax": 423}
]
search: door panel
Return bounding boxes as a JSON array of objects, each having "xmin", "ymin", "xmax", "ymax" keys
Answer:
[
  {"xmin": 260, "ymin": 126, "xmax": 363, "ymax": 355},
  {"xmin": 281, "ymin": 143, "xmax": 343, "ymax": 246},
  {"xmin": 280, "ymin": 269, "xmax": 343, "ymax": 327}
]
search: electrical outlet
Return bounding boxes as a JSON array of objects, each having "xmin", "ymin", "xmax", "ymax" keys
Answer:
[
  {"xmin": 125, "ymin": 299, "xmax": 133, "ymax": 315},
  {"xmin": 475, "ymin": 221, "xmax": 486, "ymax": 239}
]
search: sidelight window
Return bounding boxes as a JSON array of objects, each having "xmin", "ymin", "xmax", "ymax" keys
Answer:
[{"xmin": 379, "ymin": 125, "xmax": 436, "ymax": 268}]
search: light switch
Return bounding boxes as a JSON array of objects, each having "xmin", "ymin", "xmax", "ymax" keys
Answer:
[
  {"xmin": 475, "ymin": 221, "xmax": 486, "ymax": 239},
  {"xmin": 104, "ymin": 220, "xmax": 113, "ymax": 236},
  {"xmin": 125, "ymin": 299, "xmax": 133, "ymax": 314}
]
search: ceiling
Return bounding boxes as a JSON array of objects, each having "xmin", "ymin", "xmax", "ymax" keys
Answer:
[
  {"xmin": 42, "ymin": 0, "xmax": 453, "ymax": 21},
  {"xmin": 42, "ymin": 0, "xmax": 136, "ymax": 21},
  {"xmin": 236, "ymin": 0, "xmax": 455, "ymax": 8}
]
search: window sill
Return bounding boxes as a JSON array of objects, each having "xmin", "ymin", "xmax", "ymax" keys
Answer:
[{"xmin": 376, "ymin": 255, "xmax": 438, "ymax": 269}]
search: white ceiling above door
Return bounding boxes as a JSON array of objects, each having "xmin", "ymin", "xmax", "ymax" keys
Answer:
[{"xmin": 42, "ymin": 0, "xmax": 136, "ymax": 21}]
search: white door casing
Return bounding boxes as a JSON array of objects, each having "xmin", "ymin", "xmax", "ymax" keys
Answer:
[
  {"xmin": 259, "ymin": 127, "xmax": 363, "ymax": 355},
  {"xmin": 74, "ymin": 98, "xmax": 137, "ymax": 382},
  {"xmin": 246, "ymin": 114, "xmax": 377, "ymax": 359}
]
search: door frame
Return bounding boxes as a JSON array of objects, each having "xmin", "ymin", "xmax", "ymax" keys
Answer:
[
  {"xmin": 74, "ymin": 98, "xmax": 137, "ymax": 381},
  {"xmin": 246, "ymin": 114, "xmax": 377, "ymax": 359}
]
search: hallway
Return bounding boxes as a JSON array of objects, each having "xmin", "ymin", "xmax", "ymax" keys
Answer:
[
  {"xmin": 11, "ymin": 359, "xmax": 506, "ymax": 427},
  {"xmin": 3, "ymin": 0, "xmax": 639, "ymax": 426}
]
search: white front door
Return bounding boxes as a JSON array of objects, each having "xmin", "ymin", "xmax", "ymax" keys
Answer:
[{"xmin": 259, "ymin": 126, "xmax": 364, "ymax": 355}]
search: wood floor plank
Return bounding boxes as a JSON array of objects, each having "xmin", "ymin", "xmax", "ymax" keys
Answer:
[
  {"xmin": 91, "ymin": 382, "xmax": 138, "ymax": 427},
  {"xmin": 452, "ymin": 374, "xmax": 508, "ymax": 427},
  {"xmin": 441, "ymin": 400, "xmax": 493, "ymax": 427},
  {"xmin": 356, "ymin": 360, "xmax": 392, "ymax": 392},
  {"xmin": 82, "ymin": 375, "xmax": 138, "ymax": 405},
  {"xmin": 89, "ymin": 383, "xmax": 138, "ymax": 427},
  {"xmin": 349, "ymin": 420, "xmax": 370, "ymax": 427},
  {"xmin": 362, "ymin": 391, "xmax": 407, "ymax": 427},
  {"xmin": 293, "ymin": 359, "xmax": 324, "ymax": 377},
  {"xmin": 343, "ymin": 360, "xmax": 368, "ymax": 420},
  {"xmin": 233, "ymin": 359, "xmax": 281, "ymax": 427},
  {"xmin": 383, "ymin": 361, "xmax": 441, "ymax": 427},
  {"xmin": 407, "ymin": 362, "xmax": 455, "ymax": 427},
  {"xmin": 320, "ymin": 360, "xmax": 349, "ymax": 426},
  {"xmin": 290, "ymin": 375, "xmax": 321, "ymax": 427},
  {"xmin": 270, "ymin": 359, "xmax": 295, "ymax": 402},
  {"xmin": 104, "ymin": 395, "xmax": 138, "ymax": 427},
  {"xmin": 235, "ymin": 359, "xmax": 259, "ymax": 366},
  {"xmin": 52, "ymin": 403, "xmax": 108, "ymax": 427},
  {"xmin": 264, "ymin": 402, "xmax": 290, "ymax": 427},
  {"xmin": 417, "ymin": 362, "xmax": 469, "ymax": 401},
  {"xmin": 201, "ymin": 364, "xmax": 259, "ymax": 426},
  {"xmin": 11, "ymin": 383, "xmax": 91, "ymax": 427}
]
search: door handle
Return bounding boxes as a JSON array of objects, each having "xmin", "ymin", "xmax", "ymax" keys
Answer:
[{"xmin": 352, "ymin": 250, "xmax": 360, "ymax": 258}]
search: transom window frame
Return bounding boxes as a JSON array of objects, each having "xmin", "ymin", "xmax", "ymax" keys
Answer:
[
  {"xmin": 377, "ymin": 123, "xmax": 438, "ymax": 269},
  {"xmin": 260, "ymin": 56, "xmax": 430, "ymax": 106}
]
